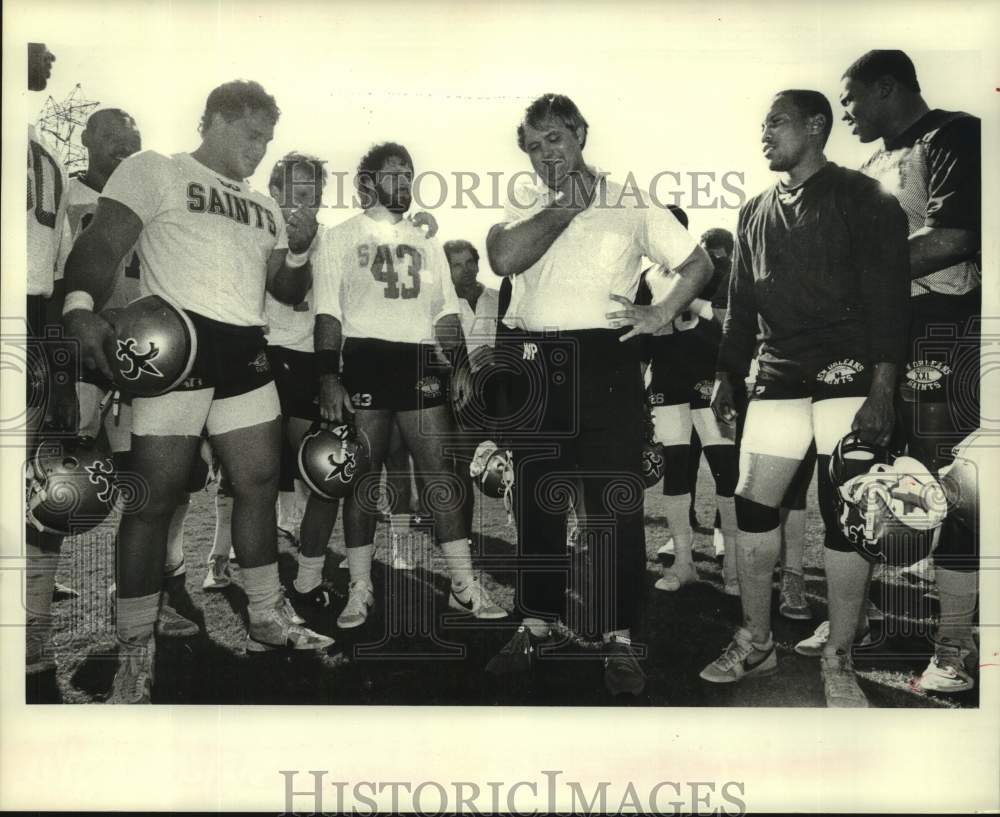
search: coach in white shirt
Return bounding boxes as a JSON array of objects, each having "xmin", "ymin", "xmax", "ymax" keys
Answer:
[{"xmin": 484, "ymin": 93, "xmax": 713, "ymax": 696}]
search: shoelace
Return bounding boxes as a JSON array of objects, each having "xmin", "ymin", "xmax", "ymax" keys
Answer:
[
  {"xmin": 344, "ymin": 584, "xmax": 371, "ymax": 614},
  {"xmin": 717, "ymin": 637, "xmax": 753, "ymax": 670}
]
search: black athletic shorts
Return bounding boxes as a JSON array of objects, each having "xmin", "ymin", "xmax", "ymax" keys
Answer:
[
  {"xmin": 266, "ymin": 345, "xmax": 319, "ymax": 421},
  {"xmin": 752, "ymin": 350, "xmax": 873, "ymax": 402},
  {"xmin": 901, "ymin": 288, "xmax": 980, "ymax": 417},
  {"xmin": 647, "ymin": 317, "xmax": 721, "ymax": 408},
  {"xmin": 341, "ymin": 337, "xmax": 450, "ymax": 412},
  {"xmin": 177, "ymin": 311, "xmax": 273, "ymax": 399}
]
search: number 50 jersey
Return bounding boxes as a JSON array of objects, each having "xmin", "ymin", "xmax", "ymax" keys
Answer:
[{"xmin": 312, "ymin": 212, "xmax": 460, "ymax": 343}]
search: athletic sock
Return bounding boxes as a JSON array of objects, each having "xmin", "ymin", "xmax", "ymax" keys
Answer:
[
  {"xmin": 780, "ymin": 507, "xmax": 806, "ymax": 575},
  {"xmin": 242, "ymin": 562, "xmax": 283, "ymax": 620},
  {"xmin": 346, "ymin": 544, "xmax": 375, "ymax": 587},
  {"xmin": 210, "ymin": 492, "xmax": 233, "ymax": 560},
  {"xmin": 116, "ymin": 592, "xmax": 160, "ymax": 645},
  {"xmin": 663, "ymin": 494, "xmax": 694, "ymax": 564},
  {"xmin": 293, "ymin": 553, "xmax": 326, "ymax": 594},
  {"xmin": 737, "ymin": 527, "xmax": 781, "ymax": 643},
  {"xmin": 440, "ymin": 538, "xmax": 474, "ymax": 589},
  {"xmin": 935, "ymin": 567, "xmax": 978, "ymax": 651}
]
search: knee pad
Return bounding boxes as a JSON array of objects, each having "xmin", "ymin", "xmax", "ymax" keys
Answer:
[
  {"xmin": 782, "ymin": 445, "xmax": 816, "ymax": 510},
  {"xmin": 660, "ymin": 445, "xmax": 691, "ymax": 496},
  {"xmin": 703, "ymin": 444, "xmax": 738, "ymax": 497},
  {"xmin": 815, "ymin": 454, "xmax": 852, "ymax": 552},
  {"xmin": 734, "ymin": 495, "xmax": 780, "ymax": 532}
]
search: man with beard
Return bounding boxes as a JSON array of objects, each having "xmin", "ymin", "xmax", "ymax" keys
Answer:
[{"xmin": 313, "ymin": 142, "xmax": 506, "ymax": 630}]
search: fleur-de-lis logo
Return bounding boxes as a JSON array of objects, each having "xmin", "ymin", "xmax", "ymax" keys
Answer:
[
  {"xmin": 116, "ymin": 337, "xmax": 163, "ymax": 381},
  {"xmin": 85, "ymin": 459, "xmax": 116, "ymax": 503}
]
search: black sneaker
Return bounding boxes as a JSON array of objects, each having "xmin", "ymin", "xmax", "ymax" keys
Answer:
[
  {"xmin": 604, "ymin": 636, "xmax": 647, "ymax": 696},
  {"xmin": 486, "ymin": 625, "xmax": 538, "ymax": 676},
  {"xmin": 290, "ymin": 582, "xmax": 334, "ymax": 611}
]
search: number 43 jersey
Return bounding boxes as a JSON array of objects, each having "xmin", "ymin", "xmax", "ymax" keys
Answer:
[
  {"xmin": 57, "ymin": 173, "xmax": 141, "ymax": 310},
  {"xmin": 312, "ymin": 212, "xmax": 460, "ymax": 343}
]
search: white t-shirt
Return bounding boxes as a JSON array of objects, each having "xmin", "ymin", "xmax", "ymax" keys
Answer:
[
  {"xmin": 457, "ymin": 287, "xmax": 499, "ymax": 370},
  {"xmin": 57, "ymin": 174, "xmax": 142, "ymax": 311},
  {"xmin": 497, "ymin": 172, "xmax": 698, "ymax": 331},
  {"xmin": 101, "ymin": 151, "xmax": 287, "ymax": 326},
  {"xmin": 27, "ymin": 124, "xmax": 69, "ymax": 297},
  {"xmin": 264, "ymin": 224, "xmax": 323, "ymax": 353},
  {"xmin": 312, "ymin": 212, "xmax": 460, "ymax": 344}
]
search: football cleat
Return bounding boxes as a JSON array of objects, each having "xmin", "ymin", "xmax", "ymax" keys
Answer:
[
  {"xmin": 155, "ymin": 601, "xmax": 200, "ymax": 638},
  {"xmin": 794, "ymin": 620, "xmax": 873, "ymax": 657},
  {"xmin": 821, "ymin": 652, "xmax": 869, "ymax": 708},
  {"xmin": 290, "ymin": 582, "xmax": 334, "ymax": 610},
  {"xmin": 654, "ymin": 562, "xmax": 698, "ymax": 592},
  {"xmin": 485, "ymin": 625, "xmax": 537, "ymax": 677},
  {"xmin": 103, "ymin": 294, "xmax": 197, "ymax": 397},
  {"xmin": 298, "ymin": 422, "xmax": 371, "ymax": 501},
  {"xmin": 202, "ymin": 555, "xmax": 232, "ymax": 590},
  {"xmin": 778, "ymin": 570, "xmax": 811, "ymax": 620},
  {"xmin": 246, "ymin": 601, "xmax": 334, "ymax": 652},
  {"xmin": 604, "ymin": 635, "xmax": 646, "ymax": 696},
  {"xmin": 830, "ymin": 432, "xmax": 946, "ymax": 566},
  {"xmin": 699, "ymin": 627, "xmax": 777, "ymax": 684},
  {"xmin": 26, "ymin": 436, "xmax": 117, "ymax": 536},
  {"xmin": 336, "ymin": 580, "xmax": 374, "ymax": 629},
  {"xmin": 448, "ymin": 577, "xmax": 507, "ymax": 619},
  {"xmin": 107, "ymin": 635, "xmax": 156, "ymax": 704}
]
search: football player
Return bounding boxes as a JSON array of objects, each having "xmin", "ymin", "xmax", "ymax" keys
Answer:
[
  {"xmin": 639, "ymin": 222, "xmax": 740, "ymax": 596},
  {"xmin": 485, "ymin": 93, "xmax": 713, "ymax": 696},
  {"xmin": 25, "ymin": 41, "xmax": 73, "ymax": 699},
  {"xmin": 259, "ymin": 151, "xmax": 340, "ymax": 611},
  {"xmin": 837, "ymin": 50, "xmax": 981, "ymax": 685},
  {"xmin": 56, "ymin": 108, "xmax": 201, "ymax": 637},
  {"xmin": 62, "ymin": 80, "xmax": 334, "ymax": 704},
  {"xmin": 313, "ymin": 142, "xmax": 506, "ymax": 630},
  {"xmin": 701, "ymin": 90, "xmax": 910, "ymax": 707}
]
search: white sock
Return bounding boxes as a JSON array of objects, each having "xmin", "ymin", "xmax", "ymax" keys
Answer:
[
  {"xmin": 440, "ymin": 538, "xmax": 474, "ymax": 589},
  {"xmin": 164, "ymin": 499, "xmax": 190, "ymax": 577},
  {"xmin": 718, "ymin": 495, "xmax": 738, "ymax": 582},
  {"xmin": 117, "ymin": 592, "xmax": 160, "ymax": 644},
  {"xmin": 277, "ymin": 490, "xmax": 296, "ymax": 529},
  {"xmin": 935, "ymin": 567, "xmax": 978, "ymax": 651},
  {"xmin": 737, "ymin": 527, "xmax": 781, "ymax": 643},
  {"xmin": 663, "ymin": 494, "xmax": 694, "ymax": 563},
  {"xmin": 26, "ymin": 544, "xmax": 59, "ymax": 666},
  {"xmin": 241, "ymin": 562, "xmax": 283, "ymax": 619},
  {"xmin": 346, "ymin": 544, "xmax": 374, "ymax": 586},
  {"xmin": 211, "ymin": 492, "xmax": 234, "ymax": 560},
  {"xmin": 780, "ymin": 507, "xmax": 806, "ymax": 575},
  {"xmin": 294, "ymin": 553, "xmax": 326, "ymax": 594}
]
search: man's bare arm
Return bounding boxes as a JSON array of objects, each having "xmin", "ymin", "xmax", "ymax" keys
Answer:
[
  {"xmin": 266, "ymin": 248, "xmax": 313, "ymax": 305},
  {"xmin": 909, "ymin": 226, "xmax": 978, "ymax": 280}
]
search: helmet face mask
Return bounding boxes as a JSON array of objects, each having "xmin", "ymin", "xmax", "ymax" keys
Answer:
[
  {"xmin": 470, "ymin": 441, "xmax": 514, "ymax": 506},
  {"xmin": 831, "ymin": 433, "xmax": 946, "ymax": 565},
  {"xmin": 26, "ymin": 436, "xmax": 117, "ymax": 535}
]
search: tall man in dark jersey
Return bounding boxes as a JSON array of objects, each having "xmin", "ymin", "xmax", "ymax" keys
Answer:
[
  {"xmin": 840, "ymin": 50, "xmax": 982, "ymax": 693},
  {"xmin": 703, "ymin": 90, "xmax": 910, "ymax": 707},
  {"xmin": 485, "ymin": 93, "xmax": 713, "ymax": 696}
]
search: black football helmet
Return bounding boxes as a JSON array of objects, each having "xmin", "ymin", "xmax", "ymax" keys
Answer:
[
  {"xmin": 298, "ymin": 422, "xmax": 371, "ymax": 500},
  {"xmin": 831, "ymin": 432, "xmax": 946, "ymax": 565},
  {"xmin": 470, "ymin": 441, "xmax": 514, "ymax": 509},
  {"xmin": 640, "ymin": 442, "xmax": 665, "ymax": 489},
  {"xmin": 26, "ymin": 436, "xmax": 117, "ymax": 535},
  {"xmin": 103, "ymin": 295, "xmax": 197, "ymax": 397}
]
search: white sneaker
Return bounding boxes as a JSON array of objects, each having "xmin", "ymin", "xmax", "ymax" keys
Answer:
[
  {"xmin": 918, "ymin": 643, "xmax": 975, "ymax": 693},
  {"xmin": 821, "ymin": 651, "xmax": 869, "ymax": 707},
  {"xmin": 107, "ymin": 635, "xmax": 155, "ymax": 704},
  {"xmin": 699, "ymin": 627, "xmax": 777, "ymax": 683},
  {"xmin": 449, "ymin": 577, "xmax": 507, "ymax": 619},
  {"xmin": 247, "ymin": 601, "xmax": 334, "ymax": 652},
  {"xmin": 656, "ymin": 536, "xmax": 676, "ymax": 556},
  {"xmin": 654, "ymin": 561, "xmax": 698, "ymax": 592},
  {"xmin": 794, "ymin": 620, "xmax": 873, "ymax": 657},
  {"xmin": 202, "ymin": 555, "xmax": 232, "ymax": 590},
  {"xmin": 337, "ymin": 580, "xmax": 374, "ymax": 629}
]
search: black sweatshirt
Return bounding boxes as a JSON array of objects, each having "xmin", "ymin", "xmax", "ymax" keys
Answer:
[{"xmin": 717, "ymin": 162, "xmax": 911, "ymax": 377}]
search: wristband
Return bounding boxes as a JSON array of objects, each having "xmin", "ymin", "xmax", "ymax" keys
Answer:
[
  {"xmin": 317, "ymin": 349, "xmax": 341, "ymax": 375},
  {"xmin": 285, "ymin": 248, "xmax": 310, "ymax": 269},
  {"xmin": 62, "ymin": 290, "xmax": 94, "ymax": 315}
]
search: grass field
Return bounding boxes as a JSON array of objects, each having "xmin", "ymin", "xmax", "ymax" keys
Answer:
[{"xmin": 39, "ymin": 463, "xmax": 977, "ymax": 708}]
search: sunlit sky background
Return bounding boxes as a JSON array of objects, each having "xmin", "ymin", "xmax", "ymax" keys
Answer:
[{"xmin": 16, "ymin": 2, "xmax": 990, "ymax": 286}]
